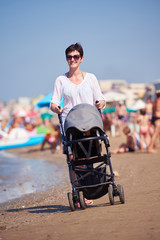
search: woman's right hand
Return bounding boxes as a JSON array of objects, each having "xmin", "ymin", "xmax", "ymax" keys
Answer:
[{"xmin": 50, "ymin": 103, "xmax": 63, "ymax": 114}]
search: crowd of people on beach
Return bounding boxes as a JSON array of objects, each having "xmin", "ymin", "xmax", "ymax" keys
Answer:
[
  {"xmin": 0, "ymin": 42, "xmax": 160, "ymax": 156},
  {"xmin": 0, "ymin": 111, "xmax": 62, "ymax": 153},
  {"xmin": 0, "ymin": 89, "xmax": 160, "ymax": 155},
  {"xmin": 103, "ymin": 90, "xmax": 160, "ymax": 154}
]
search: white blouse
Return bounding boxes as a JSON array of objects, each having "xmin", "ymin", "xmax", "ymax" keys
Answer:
[{"xmin": 51, "ymin": 72, "xmax": 105, "ymax": 123}]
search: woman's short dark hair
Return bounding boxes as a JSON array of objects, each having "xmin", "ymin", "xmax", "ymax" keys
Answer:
[{"xmin": 65, "ymin": 43, "xmax": 84, "ymax": 58}]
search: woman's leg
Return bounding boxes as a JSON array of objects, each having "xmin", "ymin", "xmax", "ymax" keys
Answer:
[{"xmin": 139, "ymin": 134, "xmax": 145, "ymax": 152}]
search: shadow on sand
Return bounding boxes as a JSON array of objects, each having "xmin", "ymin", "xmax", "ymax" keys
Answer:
[
  {"xmin": 6, "ymin": 200, "xmax": 122, "ymax": 214},
  {"xmin": 6, "ymin": 204, "xmax": 70, "ymax": 214}
]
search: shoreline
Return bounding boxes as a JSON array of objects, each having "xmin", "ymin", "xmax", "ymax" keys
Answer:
[
  {"xmin": 0, "ymin": 135, "xmax": 123, "ymax": 208},
  {"xmin": 0, "ymin": 144, "xmax": 70, "ymax": 210}
]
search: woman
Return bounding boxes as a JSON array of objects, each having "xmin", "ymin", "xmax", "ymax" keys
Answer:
[
  {"xmin": 137, "ymin": 108, "xmax": 151, "ymax": 152},
  {"xmin": 50, "ymin": 43, "xmax": 105, "ymax": 206},
  {"xmin": 50, "ymin": 43, "xmax": 105, "ymax": 125}
]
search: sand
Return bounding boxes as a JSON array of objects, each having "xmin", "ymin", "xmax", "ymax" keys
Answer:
[{"xmin": 0, "ymin": 135, "xmax": 160, "ymax": 240}]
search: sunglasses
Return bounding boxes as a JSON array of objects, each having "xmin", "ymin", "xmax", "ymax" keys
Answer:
[{"xmin": 66, "ymin": 54, "xmax": 81, "ymax": 61}]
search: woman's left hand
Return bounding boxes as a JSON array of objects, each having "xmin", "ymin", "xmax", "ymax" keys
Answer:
[{"xmin": 95, "ymin": 100, "xmax": 105, "ymax": 109}]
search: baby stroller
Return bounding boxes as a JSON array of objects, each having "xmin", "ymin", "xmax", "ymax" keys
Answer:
[{"xmin": 59, "ymin": 103, "xmax": 125, "ymax": 211}]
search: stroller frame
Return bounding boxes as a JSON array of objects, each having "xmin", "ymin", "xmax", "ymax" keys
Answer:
[{"xmin": 58, "ymin": 107, "xmax": 125, "ymax": 211}]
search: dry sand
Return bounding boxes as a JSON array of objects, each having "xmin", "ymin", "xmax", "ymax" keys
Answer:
[{"xmin": 0, "ymin": 135, "xmax": 160, "ymax": 240}]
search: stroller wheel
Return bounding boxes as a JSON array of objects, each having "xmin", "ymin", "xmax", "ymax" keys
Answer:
[
  {"xmin": 117, "ymin": 184, "xmax": 125, "ymax": 204},
  {"xmin": 108, "ymin": 185, "xmax": 115, "ymax": 205},
  {"xmin": 67, "ymin": 192, "xmax": 76, "ymax": 211},
  {"xmin": 79, "ymin": 191, "xmax": 86, "ymax": 209}
]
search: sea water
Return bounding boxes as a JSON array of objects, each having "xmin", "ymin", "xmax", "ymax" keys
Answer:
[{"xmin": 0, "ymin": 151, "xmax": 63, "ymax": 204}]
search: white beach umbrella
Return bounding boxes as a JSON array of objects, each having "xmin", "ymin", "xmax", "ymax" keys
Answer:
[
  {"xmin": 128, "ymin": 99, "xmax": 146, "ymax": 111},
  {"xmin": 104, "ymin": 91, "xmax": 127, "ymax": 102}
]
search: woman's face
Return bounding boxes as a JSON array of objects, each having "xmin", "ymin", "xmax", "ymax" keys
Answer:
[{"xmin": 66, "ymin": 50, "xmax": 83, "ymax": 69}]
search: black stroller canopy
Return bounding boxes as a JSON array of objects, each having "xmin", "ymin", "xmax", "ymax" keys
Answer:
[{"xmin": 64, "ymin": 103, "xmax": 104, "ymax": 134}]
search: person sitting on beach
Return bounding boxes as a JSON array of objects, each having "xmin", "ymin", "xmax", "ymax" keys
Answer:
[
  {"xmin": 111, "ymin": 126, "xmax": 136, "ymax": 154},
  {"xmin": 25, "ymin": 119, "xmax": 37, "ymax": 136},
  {"xmin": 8, "ymin": 116, "xmax": 25, "ymax": 133},
  {"xmin": 40, "ymin": 125, "xmax": 62, "ymax": 153},
  {"xmin": 137, "ymin": 108, "xmax": 151, "ymax": 152}
]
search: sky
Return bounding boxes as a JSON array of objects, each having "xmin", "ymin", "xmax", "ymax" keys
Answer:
[{"xmin": 0, "ymin": 0, "xmax": 160, "ymax": 102}]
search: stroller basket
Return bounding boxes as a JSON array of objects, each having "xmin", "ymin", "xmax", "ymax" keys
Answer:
[
  {"xmin": 75, "ymin": 166, "xmax": 109, "ymax": 200},
  {"xmin": 75, "ymin": 166, "xmax": 107, "ymax": 186}
]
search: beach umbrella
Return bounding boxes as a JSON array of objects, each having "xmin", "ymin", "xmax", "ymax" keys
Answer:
[
  {"xmin": 104, "ymin": 91, "xmax": 127, "ymax": 102},
  {"xmin": 128, "ymin": 99, "xmax": 146, "ymax": 111},
  {"xmin": 41, "ymin": 113, "xmax": 53, "ymax": 120},
  {"xmin": 37, "ymin": 93, "xmax": 63, "ymax": 108},
  {"xmin": 37, "ymin": 93, "xmax": 52, "ymax": 108},
  {"xmin": 102, "ymin": 108, "xmax": 116, "ymax": 114},
  {"xmin": 15, "ymin": 109, "xmax": 27, "ymax": 117}
]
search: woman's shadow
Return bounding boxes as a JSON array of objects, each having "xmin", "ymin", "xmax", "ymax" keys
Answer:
[
  {"xmin": 6, "ymin": 204, "xmax": 70, "ymax": 214},
  {"xmin": 6, "ymin": 201, "xmax": 121, "ymax": 214}
]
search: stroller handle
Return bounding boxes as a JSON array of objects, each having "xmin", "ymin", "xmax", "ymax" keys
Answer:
[
  {"xmin": 58, "ymin": 106, "xmax": 65, "ymax": 138},
  {"xmin": 95, "ymin": 100, "xmax": 102, "ymax": 117}
]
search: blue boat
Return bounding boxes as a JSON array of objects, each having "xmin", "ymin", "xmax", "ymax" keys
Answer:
[{"xmin": 0, "ymin": 135, "xmax": 44, "ymax": 150}]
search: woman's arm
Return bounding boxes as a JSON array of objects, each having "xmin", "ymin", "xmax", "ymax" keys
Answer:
[
  {"xmin": 50, "ymin": 77, "xmax": 63, "ymax": 114},
  {"xmin": 90, "ymin": 74, "xmax": 106, "ymax": 109}
]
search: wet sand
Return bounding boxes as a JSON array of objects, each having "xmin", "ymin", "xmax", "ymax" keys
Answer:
[
  {"xmin": 0, "ymin": 151, "xmax": 64, "ymax": 204},
  {"xmin": 0, "ymin": 135, "xmax": 160, "ymax": 240}
]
